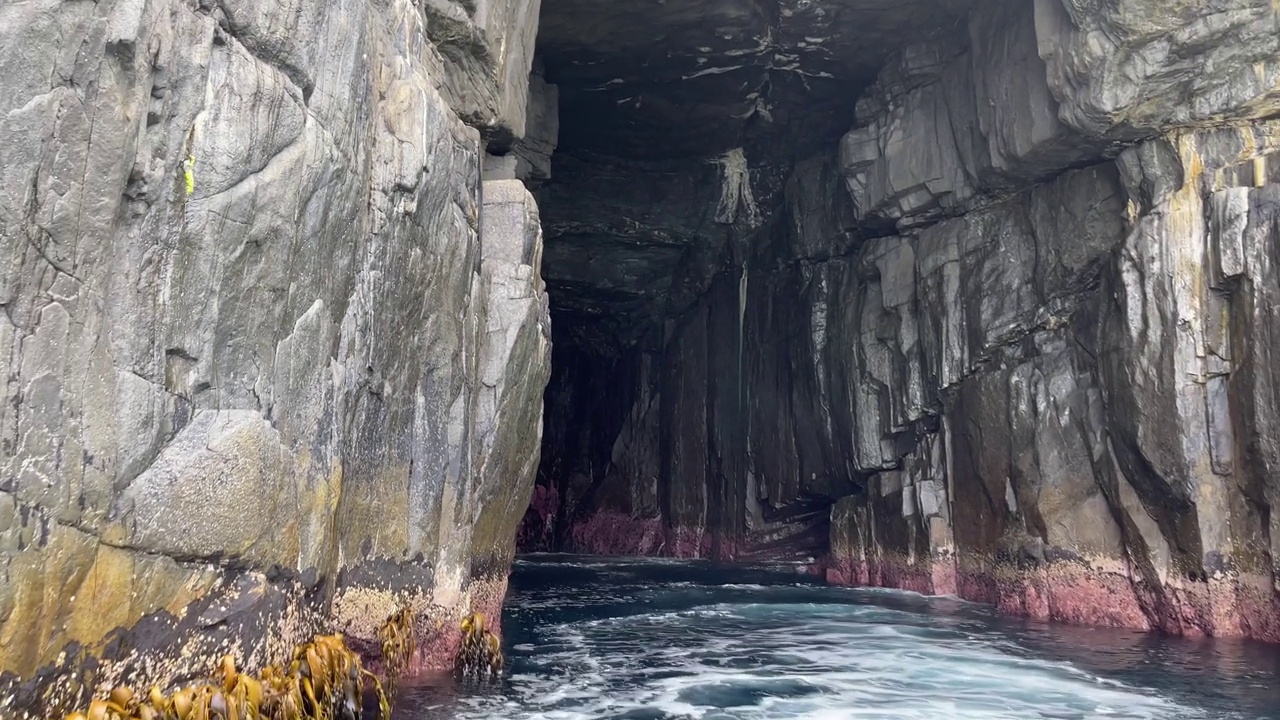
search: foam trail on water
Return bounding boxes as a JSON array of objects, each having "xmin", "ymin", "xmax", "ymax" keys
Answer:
[{"xmin": 397, "ymin": 557, "xmax": 1279, "ymax": 720}]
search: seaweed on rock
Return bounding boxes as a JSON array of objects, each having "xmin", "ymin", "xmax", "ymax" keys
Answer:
[
  {"xmin": 377, "ymin": 606, "xmax": 417, "ymax": 689},
  {"xmin": 454, "ymin": 613, "xmax": 503, "ymax": 682},
  {"xmin": 60, "ymin": 636, "xmax": 390, "ymax": 720}
]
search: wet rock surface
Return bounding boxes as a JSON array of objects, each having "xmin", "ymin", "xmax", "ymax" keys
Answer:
[
  {"xmin": 529, "ymin": 0, "xmax": 1280, "ymax": 642},
  {"xmin": 0, "ymin": 0, "xmax": 549, "ymax": 715}
]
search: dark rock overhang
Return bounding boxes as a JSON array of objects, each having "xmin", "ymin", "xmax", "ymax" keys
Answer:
[{"xmin": 537, "ymin": 0, "xmax": 975, "ymax": 160}]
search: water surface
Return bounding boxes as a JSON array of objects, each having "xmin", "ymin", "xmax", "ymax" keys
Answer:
[{"xmin": 395, "ymin": 555, "xmax": 1280, "ymax": 720}]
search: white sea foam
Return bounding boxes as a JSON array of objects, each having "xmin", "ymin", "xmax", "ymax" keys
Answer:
[
  {"xmin": 422, "ymin": 611, "xmax": 1217, "ymax": 719},
  {"xmin": 398, "ymin": 565, "xmax": 1272, "ymax": 720}
]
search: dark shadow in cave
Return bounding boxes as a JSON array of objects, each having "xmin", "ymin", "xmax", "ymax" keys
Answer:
[{"xmin": 511, "ymin": 0, "xmax": 978, "ymax": 563}]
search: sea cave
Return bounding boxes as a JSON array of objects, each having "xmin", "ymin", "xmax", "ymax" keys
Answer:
[{"xmin": 2, "ymin": 0, "xmax": 1280, "ymax": 718}]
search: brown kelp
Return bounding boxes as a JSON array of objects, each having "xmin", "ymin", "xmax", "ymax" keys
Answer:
[
  {"xmin": 60, "ymin": 634, "xmax": 389, "ymax": 720},
  {"xmin": 454, "ymin": 613, "xmax": 502, "ymax": 681},
  {"xmin": 377, "ymin": 605, "xmax": 416, "ymax": 687}
]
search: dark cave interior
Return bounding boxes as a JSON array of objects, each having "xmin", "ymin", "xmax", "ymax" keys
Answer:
[{"xmin": 519, "ymin": 0, "xmax": 982, "ymax": 560}]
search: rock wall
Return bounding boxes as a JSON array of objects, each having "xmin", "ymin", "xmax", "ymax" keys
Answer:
[
  {"xmin": 829, "ymin": 125, "xmax": 1280, "ymax": 639},
  {"xmin": 530, "ymin": 0, "xmax": 1280, "ymax": 640},
  {"xmin": 821, "ymin": 0, "xmax": 1280, "ymax": 640},
  {"xmin": 0, "ymin": 0, "xmax": 550, "ymax": 714}
]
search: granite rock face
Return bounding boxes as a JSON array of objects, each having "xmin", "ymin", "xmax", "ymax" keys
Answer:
[
  {"xmin": 530, "ymin": 0, "xmax": 1280, "ymax": 641},
  {"xmin": 0, "ymin": 0, "xmax": 550, "ymax": 714}
]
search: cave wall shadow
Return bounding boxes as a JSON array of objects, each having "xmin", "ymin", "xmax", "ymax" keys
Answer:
[{"xmin": 519, "ymin": 156, "xmax": 868, "ymax": 562}]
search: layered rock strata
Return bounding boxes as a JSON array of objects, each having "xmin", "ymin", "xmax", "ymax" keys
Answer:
[{"xmin": 0, "ymin": 0, "xmax": 551, "ymax": 715}]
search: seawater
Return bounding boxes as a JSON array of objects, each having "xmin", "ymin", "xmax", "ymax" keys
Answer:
[{"xmin": 394, "ymin": 555, "xmax": 1280, "ymax": 720}]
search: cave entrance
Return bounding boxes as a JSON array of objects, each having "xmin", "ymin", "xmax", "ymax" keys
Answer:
[{"xmin": 512, "ymin": 0, "xmax": 975, "ymax": 563}]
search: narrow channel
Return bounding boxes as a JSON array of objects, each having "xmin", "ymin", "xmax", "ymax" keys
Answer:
[{"xmin": 397, "ymin": 557, "xmax": 1280, "ymax": 720}]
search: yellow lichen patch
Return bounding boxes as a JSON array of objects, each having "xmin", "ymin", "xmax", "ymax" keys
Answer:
[
  {"xmin": 1177, "ymin": 131, "xmax": 1205, "ymax": 186},
  {"xmin": 291, "ymin": 456, "xmax": 343, "ymax": 579},
  {"xmin": 332, "ymin": 463, "xmax": 412, "ymax": 572},
  {"xmin": 0, "ymin": 525, "xmax": 221, "ymax": 680},
  {"xmin": 377, "ymin": 606, "xmax": 416, "ymax": 687},
  {"xmin": 454, "ymin": 613, "xmax": 502, "ymax": 681},
  {"xmin": 1240, "ymin": 125, "xmax": 1259, "ymax": 164},
  {"xmin": 66, "ymin": 545, "xmax": 136, "ymax": 650},
  {"xmin": 0, "ymin": 527, "xmax": 97, "ymax": 676},
  {"xmin": 63, "ymin": 635, "xmax": 391, "ymax": 720}
]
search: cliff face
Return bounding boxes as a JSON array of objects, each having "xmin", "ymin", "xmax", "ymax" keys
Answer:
[
  {"xmin": 0, "ymin": 0, "xmax": 551, "ymax": 713},
  {"xmin": 529, "ymin": 0, "xmax": 1280, "ymax": 641}
]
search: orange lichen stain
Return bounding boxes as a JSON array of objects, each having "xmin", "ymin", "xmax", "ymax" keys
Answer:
[
  {"xmin": 1170, "ymin": 134, "xmax": 1207, "ymax": 242},
  {"xmin": 1178, "ymin": 132, "xmax": 1206, "ymax": 185},
  {"xmin": 1240, "ymin": 125, "xmax": 1259, "ymax": 161}
]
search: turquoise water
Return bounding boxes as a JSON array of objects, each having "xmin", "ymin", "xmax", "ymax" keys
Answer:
[{"xmin": 395, "ymin": 555, "xmax": 1280, "ymax": 720}]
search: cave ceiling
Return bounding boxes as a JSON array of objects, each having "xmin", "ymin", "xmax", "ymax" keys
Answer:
[
  {"xmin": 537, "ymin": 0, "xmax": 973, "ymax": 159},
  {"xmin": 534, "ymin": 0, "xmax": 975, "ymax": 352}
]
